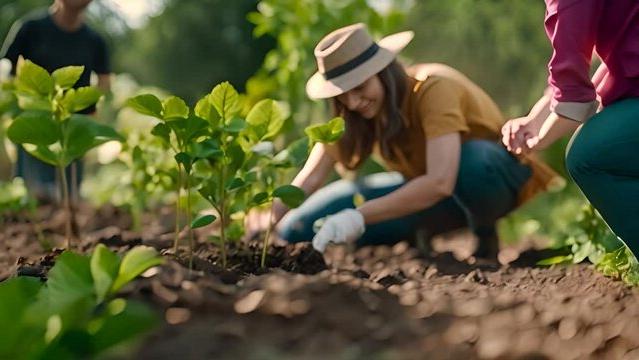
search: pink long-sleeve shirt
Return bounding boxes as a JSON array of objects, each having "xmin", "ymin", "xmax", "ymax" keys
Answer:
[{"xmin": 545, "ymin": 0, "xmax": 639, "ymax": 122}]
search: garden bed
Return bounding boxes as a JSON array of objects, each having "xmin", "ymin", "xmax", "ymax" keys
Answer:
[{"xmin": 2, "ymin": 206, "xmax": 639, "ymax": 359}]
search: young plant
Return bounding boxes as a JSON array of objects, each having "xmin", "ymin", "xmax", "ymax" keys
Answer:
[
  {"xmin": 185, "ymin": 82, "xmax": 312, "ymax": 268},
  {"xmin": 126, "ymin": 93, "xmax": 209, "ymax": 256},
  {"xmin": 537, "ymin": 204, "xmax": 639, "ymax": 285},
  {"xmin": 6, "ymin": 58, "xmax": 123, "ymax": 247},
  {"xmin": 0, "ymin": 244, "xmax": 163, "ymax": 359},
  {"xmin": 191, "ymin": 83, "xmax": 300, "ymax": 268},
  {"xmin": 248, "ymin": 138, "xmax": 309, "ymax": 268},
  {"xmin": 249, "ymin": 116, "xmax": 346, "ymax": 267}
]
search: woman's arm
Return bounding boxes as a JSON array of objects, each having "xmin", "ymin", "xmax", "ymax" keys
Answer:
[{"xmin": 357, "ymin": 132, "xmax": 461, "ymax": 224}]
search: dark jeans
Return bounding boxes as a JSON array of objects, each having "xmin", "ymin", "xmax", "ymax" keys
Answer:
[
  {"xmin": 278, "ymin": 140, "xmax": 532, "ymax": 246},
  {"xmin": 15, "ymin": 148, "xmax": 83, "ymax": 201},
  {"xmin": 565, "ymin": 98, "xmax": 639, "ymax": 256}
]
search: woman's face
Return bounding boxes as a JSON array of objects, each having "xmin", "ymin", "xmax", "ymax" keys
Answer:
[{"xmin": 336, "ymin": 75, "xmax": 385, "ymax": 119}]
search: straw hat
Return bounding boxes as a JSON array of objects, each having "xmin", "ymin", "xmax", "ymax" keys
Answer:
[{"xmin": 306, "ymin": 23, "xmax": 414, "ymax": 100}]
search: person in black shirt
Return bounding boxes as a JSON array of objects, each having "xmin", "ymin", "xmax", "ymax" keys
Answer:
[{"xmin": 0, "ymin": 0, "xmax": 111, "ymax": 202}]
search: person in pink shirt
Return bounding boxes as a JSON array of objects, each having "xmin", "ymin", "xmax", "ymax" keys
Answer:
[{"xmin": 503, "ymin": 0, "xmax": 639, "ymax": 255}]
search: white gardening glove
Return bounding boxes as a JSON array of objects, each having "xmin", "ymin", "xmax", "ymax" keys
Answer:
[{"xmin": 312, "ymin": 209, "xmax": 365, "ymax": 253}]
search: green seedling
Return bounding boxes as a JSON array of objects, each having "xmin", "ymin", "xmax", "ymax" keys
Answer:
[
  {"xmin": 537, "ymin": 204, "xmax": 639, "ymax": 285},
  {"xmin": 191, "ymin": 83, "xmax": 307, "ymax": 268},
  {"xmin": 6, "ymin": 58, "xmax": 123, "ymax": 248},
  {"xmin": 0, "ymin": 244, "xmax": 163, "ymax": 359},
  {"xmin": 248, "ymin": 139, "xmax": 309, "ymax": 268},
  {"xmin": 127, "ymin": 93, "xmax": 209, "ymax": 258},
  {"xmin": 251, "ymin": 116, "xmax": 346, "ymax": 267}
]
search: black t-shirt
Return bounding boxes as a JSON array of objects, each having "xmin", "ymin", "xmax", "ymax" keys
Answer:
[{"xmin": 1, "ymin": 9, "xmax": 110, "ymax": 90}]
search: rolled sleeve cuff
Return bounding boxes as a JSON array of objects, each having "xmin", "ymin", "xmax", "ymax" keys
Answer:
[{"xmin": 552, "ymin": 100, "xmax": 599, "ymax": 122}]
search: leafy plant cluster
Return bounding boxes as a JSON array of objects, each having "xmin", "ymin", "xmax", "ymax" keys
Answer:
[
  {"xmin": 5, "ymin": 58, "xmax": 123, "ymax": 246},
  {"xmin": 538, "ymin": 204, "xmax": 639, "ymax": 285},
  {"xmin": 0, "ymin": 245, "xmax": 163, "ymax": 359},
  {"xmin": 127, "ymin": 82, "xmax": 344, "ymax": 267}
]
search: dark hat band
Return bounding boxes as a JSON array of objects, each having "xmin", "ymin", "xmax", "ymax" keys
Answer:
[{"xmin": 323, "ymin": 43, "xmax": 380, "ymax": 80}]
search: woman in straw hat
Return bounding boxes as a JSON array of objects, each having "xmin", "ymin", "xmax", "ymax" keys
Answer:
[{"xmin": 251, "ymin": 23, "xmax": 559, "ymax": 260}]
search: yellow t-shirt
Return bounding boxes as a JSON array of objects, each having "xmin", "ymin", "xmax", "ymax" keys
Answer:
[{"xmin": 331, "ymin": 63, "xmax": 561, "ymax": 205}]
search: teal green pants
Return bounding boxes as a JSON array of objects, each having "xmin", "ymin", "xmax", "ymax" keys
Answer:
[
  {"xmin": 566, "ymin": 98, "xmax": 639, "ymax": 255},
  {"xmin": 279, "ymin": 140, "xmax": 532, "ymax": 247}
]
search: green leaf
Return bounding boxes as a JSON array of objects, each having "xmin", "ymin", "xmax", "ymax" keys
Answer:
[
  {"xmin": 90, "ymin": 244, "xmax": 121, "ymax": 303},
  {"xmin": 46, "ymin": 251, "xmax": 95, "ymax": 311},
  {"xmin": 209, "ymin": 82, "xmax": 240, "ymax": 120},
  {"xmin": 537, "ymin": 255, "xmax": 573, "ymax": 266},
  {"xmin": 273, "ymin": 137, "xmax": 309, "ymax": 167},
  {"xmin": 198, "ymin": 181, "xmax": 218, "ymax": 204},
  {"xmin": 112, "ymin": 246, "xmax": 164, "ymax": 293},
  {"xmin": 22, "ymin": 144, "xmax": 59, "ymax": 166},
  {"xmin": 191, "ymin": 214, "xmax": 216, "ymax": 229},
  {"xmin": 0, "ymin": 277, "xmax": 42, "ymax": 355},
  {"xmin": 224, "ymin": 117, "xmax": 246, "ymax": 133},
  {"xmin": 126, "ymin": 94, "xmax": 163, "ymax": 118},
  {"xmin": 573, "ymin": 241, "xmax": 596, "ymax": 264},
  {"xmin": 162, "ymin": 96, "xmax": 189, "ymax": 119},
  {"xmin": 52, "ymin": 66, "xmax": 84, "ymax": 89},
  {"xmin": 245, "ymin": 99, "xmax": 284, "ymax": 141},
  {"xmin": 166, "ymin": 116, "xmax": 209, "ymax": 143},
  {"xmin": 15, "ymin": 92, "xmax": 52, "ymax": 111},
  {"xmin": 15, "ymin": 58, "xmax": 54, "ymax": 96},
  {"xmin": 89, "ymin": 299, "xmax": 158, "ymax": 353},
  {"xmin": 305, "ymin": 117, "xmax": 345, "ymax": 143},
  {"xmin": 62, "ymin": 115, "xmax": 123, "ymax": 166},
  {"xmin": 226, "ymin": 177, "xmax": 246, "ymax": 191},
  {"xmin": 226, "ymin": 142, "xmax": 245, "ymax": 174},
  {"xmin": 251, "ymin": 192, "xmax": 270, "ymax": 206},
  {"xmin": 193, "ymin": 138, "xmax": 222, "ymax": 159},
  {"xmin": 151, "ymin": 123, "xmax": 171, "ymax": 145},
  {"xmin": 61, "ymin": 87, "xmax": 102, "ymax": 113},
  {"xmin": 7, "ymin": 111, "xmax": 59, "ymax": 146},
  {"xmin": 194, "ymin": 96, "xmax": 221, "ymax": 127},
  {"xmin": 272, "ymin": 185, "xmax": 305, "ymax": 208},
  {"xmin": 174, "ymin": 152, "xmax": 192, "ymax": 173}
]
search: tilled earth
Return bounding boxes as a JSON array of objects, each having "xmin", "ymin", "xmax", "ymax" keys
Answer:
[{"xmin": 2, "ymin": 206, "xmax": 639, "ymax": 360}]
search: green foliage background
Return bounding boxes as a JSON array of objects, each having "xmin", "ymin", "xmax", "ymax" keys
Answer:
[{"xmin": 1, "ymin": 0, "xmax": 610, "ymax": 257}]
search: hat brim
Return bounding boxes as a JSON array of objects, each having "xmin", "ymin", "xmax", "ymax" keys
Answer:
[{"xmin": 306, "ymin": 30, "xmax": 414, "ymax": 100}]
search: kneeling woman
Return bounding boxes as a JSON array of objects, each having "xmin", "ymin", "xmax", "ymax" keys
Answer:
[{"xmin": 268, "ymin": 23, "xmax": 558, "ymax": 259}]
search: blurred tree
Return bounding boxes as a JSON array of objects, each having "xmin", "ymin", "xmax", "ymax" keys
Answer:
[
  {"xmin": 114, "ymin": 0, "xmax": 274, "ymax": 104},
  {"xmin": 0, "ymin": 0, "xmax": 49, "ymax": 42},
  {"xmin": 403, "ymin": 0, "xmax": 551, "ymax": 117}
]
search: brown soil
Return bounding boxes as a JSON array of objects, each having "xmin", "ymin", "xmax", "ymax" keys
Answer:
[{"xmin": 2, "ymin": 206, "xmax": 639, "ymax": 360}]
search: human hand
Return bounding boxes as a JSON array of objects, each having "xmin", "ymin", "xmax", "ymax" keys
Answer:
[
  {"xmin": 501, "ymin": 116, "xmax": 542, "ymax": 155},
  {"xmin": 312, "ymin": 209, "xmax": 365, "ymax": 253}
]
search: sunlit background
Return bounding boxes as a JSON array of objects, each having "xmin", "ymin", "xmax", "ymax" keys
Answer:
[{"xmin": 0, "ymin": 0, "xmax": 581, "ymax": 245}]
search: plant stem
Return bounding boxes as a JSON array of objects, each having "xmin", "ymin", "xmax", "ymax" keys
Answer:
[
  {"xmin": 219, "ymin": 198, "xmax": 227, "ymax": 269},
  {"xmin": 173, "ymin": 165, "xmax": 182, "ymax": 254},
  {"xmin": 58, "ymin": 165, "xmax": 72, "ymax": 249},
  {"xmin": 218, "ymin": 164, "xmax": 227, "ymax": 269},
  {"xmin": 260, "ymin": 204, "xmax": 275, "ymax": 268},
  {"xmin": 186, "ymin": 172, "xmax": 194, "ymax": 270}
]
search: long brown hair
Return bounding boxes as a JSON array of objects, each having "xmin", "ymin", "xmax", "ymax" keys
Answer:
[{"xmin": 330, "ymin": 60, "xmax": 409, "ymax": 170}]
